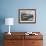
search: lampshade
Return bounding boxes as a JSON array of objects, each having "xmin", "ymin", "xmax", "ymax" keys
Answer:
[{"xmin": 5, "ymin": 18, "xmax": 14, "ymax": 25}]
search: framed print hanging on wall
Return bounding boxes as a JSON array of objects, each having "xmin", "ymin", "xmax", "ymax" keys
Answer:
[{"xmin": 18, "ymin": 9, "xmax": 36, "ymax": 24}]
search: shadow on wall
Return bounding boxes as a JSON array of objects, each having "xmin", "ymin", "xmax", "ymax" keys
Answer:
[{"xmin": 0, "ymin": 16, "xmax": 5, "ymax": 46}]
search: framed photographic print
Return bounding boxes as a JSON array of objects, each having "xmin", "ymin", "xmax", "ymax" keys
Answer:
[{"xmin": 18, "ymin": 9, "xmax": 36, "ymax": 23}]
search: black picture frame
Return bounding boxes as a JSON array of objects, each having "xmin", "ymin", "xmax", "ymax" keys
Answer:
[{"xmin": 18, "ymin": 9, "xmax": 36, "ymax": 24}]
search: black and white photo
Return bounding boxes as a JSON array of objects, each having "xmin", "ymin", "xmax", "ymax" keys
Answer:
[{"xmin": 18, "ymin": 9, "xmax": 36, "ymax": 23}]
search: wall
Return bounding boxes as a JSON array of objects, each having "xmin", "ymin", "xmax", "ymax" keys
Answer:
[
  {"xmin": 0, "ymin": 0, "xmax": 46, "ymax": 32},
  {"xmin": 0, "ymin": 0, "xmax": 46, "ymax": 46}
]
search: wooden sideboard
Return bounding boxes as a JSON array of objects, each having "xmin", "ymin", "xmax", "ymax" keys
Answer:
[{"xmin": 4, "ymin": 32, "xmax": 43, "ymax": 46}]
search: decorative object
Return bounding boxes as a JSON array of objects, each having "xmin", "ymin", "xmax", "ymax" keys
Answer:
[
  {"xmin": 19, "ymin": 9, "xmax": 36, "ymax": 23},
  {"xmin": 5, "ymin": 18, "xmax": 14, "ymax": 35},
  {"xmin": 25, "ymin": 32, "xmax": 38, "ymax": 35}
]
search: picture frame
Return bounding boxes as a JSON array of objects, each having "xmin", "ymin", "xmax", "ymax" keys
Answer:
[{"xmin": 18, "ymin": 9, "xmax": 36, "ymax": 23}]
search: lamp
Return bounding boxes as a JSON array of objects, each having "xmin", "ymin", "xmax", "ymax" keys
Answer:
[{"xmin": 5, "ymin": 18, "xmax": 14, "ymax": 35}]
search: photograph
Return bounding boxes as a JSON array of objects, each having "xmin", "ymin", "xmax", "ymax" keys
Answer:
[{"xmin": 19, "ymin": 9, "xmax": 36, "ymax": 23}]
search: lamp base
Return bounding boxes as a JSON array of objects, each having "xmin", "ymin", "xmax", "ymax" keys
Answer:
[{"xmin": 8, "ymin": 32, "xmax": 11, "ymax": 35}]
